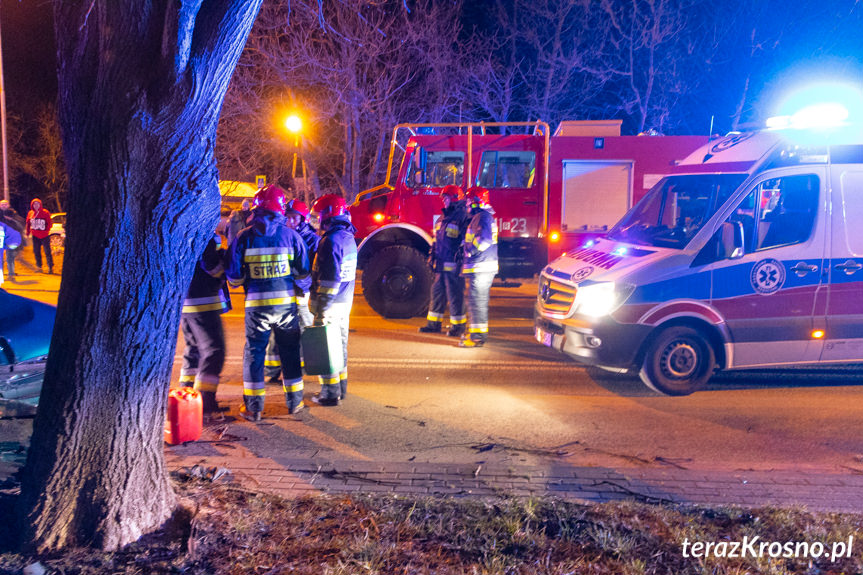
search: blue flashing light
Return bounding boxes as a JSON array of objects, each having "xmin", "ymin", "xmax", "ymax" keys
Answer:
[
  {"xmin": 771, "ymin": 82, "xmax": 863, "ymax": 130},
  {"xmin": 791, "ymin": 103, "xmax": 848, "ymax": 129},
  {"xmin": 613, "ymin": 247, "xmax": 628, "ymax": 256},
  {"xmin": 583, "ymin": 240, "xmax": 595, "ymax": 248}
]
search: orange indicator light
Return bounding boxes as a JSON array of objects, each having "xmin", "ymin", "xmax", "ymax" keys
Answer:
[
  {"xmin": 549, "ymin": 231, "xmax": 561, "ymax": 242},
  {"xmin": 373, "ymin": 213, "xmax": 385, "ymax": 222},
  {"xmin": 811, "ymin": 330, "xmax": 825, "ymax": 339}
]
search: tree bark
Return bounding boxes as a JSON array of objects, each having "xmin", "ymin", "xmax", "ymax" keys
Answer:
[{"xmin": 16, "ymin": 0, "xmax": 262, "ymax": 552}]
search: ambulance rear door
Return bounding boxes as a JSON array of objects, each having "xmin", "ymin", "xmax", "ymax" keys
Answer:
[
  {"xmin": 711, "ymin": 169, "xmax": 827, "ymax": 367},
  {"xmin": 822, "ymin": 158, "xmax": 863, "ymax": 361}
]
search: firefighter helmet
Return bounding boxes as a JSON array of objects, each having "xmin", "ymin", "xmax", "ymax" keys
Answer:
[
  {"xmin": 311, "ymin": 193, "xmax": 348, "ymax": 224},
  {"xmin": 285, "ymin": 198, "xmax": 310, "ymax": 219},
  {"xmin": 466, "ymin": 187, "xmax": 490, "ymax": 209},
  {"xmin": 253, "ymin": 185, "xmax": 287, "ymax": 214},
  {"xmin": 440, "ymin": 184, "xmax": 464, "ymax": 203}
]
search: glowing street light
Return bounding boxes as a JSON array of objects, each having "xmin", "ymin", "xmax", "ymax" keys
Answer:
[
  {"xmin": 285, "ymin": 114, "xmax": 302, "ymax": 134},
  {"xmin": 284, "ymin": 113, "xmax": 308, "ymax": 202}
]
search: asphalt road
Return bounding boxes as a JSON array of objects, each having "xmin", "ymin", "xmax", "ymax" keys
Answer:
[
  {"xmin": 170, "ymin": 280, "xmax": 863, "ymax": 475},
  {"xmin": 7, "ymin": 250, "xmax": 863, "ymax": 476}
]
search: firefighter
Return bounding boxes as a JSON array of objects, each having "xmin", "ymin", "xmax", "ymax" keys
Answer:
[
  {"xmin": 419, "ymin": 184, "xmax": 469, "ymax": 336},
  {"xmin": 309, "ymin": 194, "xmax": 357, "ymax": 406},
  {"xmin": 225, "ymin": 185, "xmax": 310, "ymax": 420},
  {"xmin": 285, "ymin": 198, "xmax": 320, "ymax": 328},
  {"xmin": 459, "ymin": 187, "xmax": 498, "ymax": 348},
  {"xmin": 179, "ymin": 231, "xmax": 230, "ymax": 415},
  {"xmin": 263, "ymin": 198, "xmax": 320, "ymax": 382}
]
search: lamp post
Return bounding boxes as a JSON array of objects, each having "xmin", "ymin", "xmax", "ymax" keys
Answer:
[
  {"xmin": 284, "ymin": 114, "xmax": 307, "ymax": 203},
  {"xmin": 0, "ymin": 9, "xmax": 9, "ymax": 203}
]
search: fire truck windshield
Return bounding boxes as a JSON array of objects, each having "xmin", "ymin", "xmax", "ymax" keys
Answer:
[
  {"xmin": 607, "ymin": 174, "xmax": 747, "ymax": 249},
  {"xmin": 406, "ymin": 148, "xmax": 464, "ymax": 188}
]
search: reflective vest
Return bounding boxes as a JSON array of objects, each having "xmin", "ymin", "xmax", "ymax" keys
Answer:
[
  {"xmin": 311, "ymin": 216, "xmax": 357, "ymax": 311},
  {"xmin": 432, "ymin": 201, "xmax": 468, "ymax": 273},
  {"xmin": 182, "ymin": 235, "xmax": 230, "ymax": 316},
  {"xmin": 462, "ymin": 207, "xmax": 498, "ymax": 275},
  {"xmin": 225, "ymin": 210, "xmax": 311, "ymax": 309}
]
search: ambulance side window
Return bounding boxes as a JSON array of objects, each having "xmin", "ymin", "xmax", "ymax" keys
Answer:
[{"xmin": 754, "ymin": 175, "xmax": 819, "ymax": 251}]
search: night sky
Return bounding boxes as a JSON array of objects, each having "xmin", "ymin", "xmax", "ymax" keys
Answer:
[
  {"xmin": 2, "ymin": 1, "xmax": 55, "ymax": 115},
  {"xmin": 2, "ymin": 1, "xmax": 863, "ymax": 131}
]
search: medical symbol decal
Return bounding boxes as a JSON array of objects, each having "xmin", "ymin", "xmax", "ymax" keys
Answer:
[
  {"xmin": 750, "ymin": 258, "xmax": 786, "ymax": 295},
  {"xmin": 710, "ymin": 131, "xmax": 756, "ymax": 154},
  {"xmin": 570, "ymin": 266, "xmax": 594, "ymax": 283}
]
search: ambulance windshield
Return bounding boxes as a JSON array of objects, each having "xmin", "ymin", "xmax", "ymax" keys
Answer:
[{"xmin": 607, "ymin": 174, "xmax": 747, "ymax": 249}]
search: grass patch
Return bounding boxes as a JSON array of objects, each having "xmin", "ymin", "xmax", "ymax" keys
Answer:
[{"xmin": 1, "ymin": 481, "xmax": 862, "ymax": 574}]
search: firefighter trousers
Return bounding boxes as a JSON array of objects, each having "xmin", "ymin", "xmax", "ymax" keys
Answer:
[
  {"xmin": 179, "ymin": 312, "xmax": 226, "ymax": 393},
  {"xmin": 426, "ymin": 271, "xmax": 466, "ymax": 325},
  {"xmin": 317, "ymin": 301, "xmax": 351, "ymax": 401},
  {"xmin": 243, "ymin": 306, "xmax": 303, "ymax": 412},
  {"xmin": 264, "ymin": 295, "xmax": 313, "ymax": 380},
  {"xmin": 464, "ymin": 271, "xmax": 495, "ymax": 342}
]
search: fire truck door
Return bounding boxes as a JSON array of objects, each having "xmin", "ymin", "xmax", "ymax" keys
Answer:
[{"xmin": 477, "ymin": 150, "xmax": 541, "ymax": 237}]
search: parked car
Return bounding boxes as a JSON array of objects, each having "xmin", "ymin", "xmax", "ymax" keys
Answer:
[
  {"xmin": 0, "ymin": 289, "xmax": 55, "ymax": 413},
  {"xmin": 49, "ymin": 212, "xmax": 66, "ymax": 254}
]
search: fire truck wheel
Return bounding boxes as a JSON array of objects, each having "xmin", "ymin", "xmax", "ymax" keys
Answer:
[
  {"xmin": 362, "ymin": 245, "xmax": 432, "ymax": 319},
  {"xmin": 639, "ymin": 325, "xmax": 715, "ymax": 396}
]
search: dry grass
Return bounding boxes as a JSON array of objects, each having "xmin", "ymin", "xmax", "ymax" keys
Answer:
[{"xmin": 2, "ymin": 480, "xmax": 862, "ymax": 574}]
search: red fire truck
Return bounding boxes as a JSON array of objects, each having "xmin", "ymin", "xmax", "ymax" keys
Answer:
[{"xmin": 350, "ymin": 120, "xmax": 705, "ymax": 318}]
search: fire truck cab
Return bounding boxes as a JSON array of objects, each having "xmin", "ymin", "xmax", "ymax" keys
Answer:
[
  {"xmin": 535, "ymin": 115, "xmax": 863, "ymax": 395},
  {"xmin": 351, "ymin": 122, "xmax": 551, "ymax": 318}
]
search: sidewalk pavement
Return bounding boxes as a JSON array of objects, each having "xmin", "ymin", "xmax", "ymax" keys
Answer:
[
  {"xmin": 167, "ymin": 447, "xmax": 863, "ymax": 513},
  {"xmin": 5, "ymin": 255, "xmax": 863, "ymax": 515}
]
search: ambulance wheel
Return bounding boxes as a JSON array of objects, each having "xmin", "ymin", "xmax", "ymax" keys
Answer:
[
  {"xmin": 362, "ymin": 245, "xmax": 432, "ymax": 319},
  {"xmin": 639, "ymin": 326, "xmax": 715, "ymax": 396}
]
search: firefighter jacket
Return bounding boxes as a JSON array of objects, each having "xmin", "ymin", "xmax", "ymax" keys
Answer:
[
  {"xmin": 225, "ymin": 210, "xmax": 310, "ymax": 309},
  {"xmin": 462, "ymin": 206, "xmax": 499, "ymax": 275},
  {"xmin": 182, "ymin": 234, "xmax": 231, "ymax": 316},
  {"xmin": 295, "ymin": 220, "xmax": 321, "ymax": 295},
  {"xmin": 431, "ymin": 200, "xmax": 468, "ymax": 273},
  {"xmin": 311, "ymin": 215, "xmax": 357, "ymax": 315},
  {"xmin": 25, "ymin": 200, "xmax": 52, "ymax": 240}
]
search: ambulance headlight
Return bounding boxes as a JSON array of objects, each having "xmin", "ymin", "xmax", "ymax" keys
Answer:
[{"xmin": 573, "ymin": 282, "xmax": 634, "ymax": 318}]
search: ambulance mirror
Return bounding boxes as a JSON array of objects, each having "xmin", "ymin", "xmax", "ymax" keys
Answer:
[{"xmin": 719, "ymin": 221, "xmax": 745, "ymax": 260}]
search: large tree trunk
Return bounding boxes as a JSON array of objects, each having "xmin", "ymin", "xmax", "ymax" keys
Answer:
[{"xmin": 16, "ymin": 1, "xmax": 262, "ymax": 552}]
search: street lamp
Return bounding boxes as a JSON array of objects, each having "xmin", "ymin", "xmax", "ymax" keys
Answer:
[{"xmin": 284, "ymin": 114, "xmax": 307, "ymax": 203}]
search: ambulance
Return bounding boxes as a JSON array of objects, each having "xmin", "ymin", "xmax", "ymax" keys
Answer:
[{"xmin": 534, "ymin": 103, "xmax": 863, "ymax": 395}]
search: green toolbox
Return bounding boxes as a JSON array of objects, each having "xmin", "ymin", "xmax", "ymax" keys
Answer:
[{"xmin": 300, "ymin": 324, "xmax": 344, "ymax": 375}]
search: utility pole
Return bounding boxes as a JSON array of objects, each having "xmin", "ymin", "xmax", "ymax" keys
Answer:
[{"xmin": 0, "ymin": 7, "xmax": 9, "ymax": 203}]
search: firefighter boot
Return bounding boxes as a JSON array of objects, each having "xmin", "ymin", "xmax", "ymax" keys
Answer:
[
  {"xmin": 447, "ymin": 324, "xmax": 466, "ymax": 338},
  {"xmin": 418, "ymin": 321, "xmax": 442, "ymax": 333},
  {"xmin": 201, "ymin": 391, "xmax": 228, "ymax": 416},
  {"xmin": 458, "ymin": 335, "xmax": 486, "ymax": 348},
  {"xmin": 240, "ymin": 396, "xmax": 264, "ymax": 422}
]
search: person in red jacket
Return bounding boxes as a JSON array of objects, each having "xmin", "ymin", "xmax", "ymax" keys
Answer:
[{"xmin": 25, "ymin": 198, "xmax": 53, "ymax": 274}]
